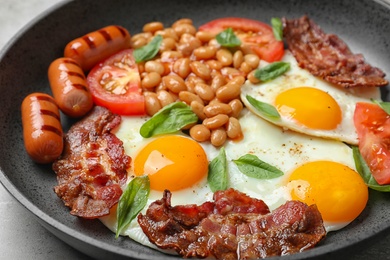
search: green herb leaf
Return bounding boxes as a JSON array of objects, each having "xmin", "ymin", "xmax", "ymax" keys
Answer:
[
  {"xmin": 208, "ymin": 147, "xmax": 228, "ymax": 192},
  {"xmin": 352, "ymin": 146, "xmax": 390, "ymax": 192},
  {"xmin": 134, "ymin": 35, "xmax": 163, "ymax": 63},
  {"xmin": 233, "ymin": 154, "xmax": 284, "ymax": 179},
  {"xmin": 254, "ymin": 61, "xmax": 290, "ymax": 82},
  {"xmin": 246, "ymin": 95, "xmax": 280, "ymax": 121},
  {"xmin": 140, "ymin": 102, "xmax": 198, "ymax": 138},
  {"xmin": 271, "ymin": 17, "xmax": 283, "ymax": 41},
  {"xmin": 216, "ymin": 27, "xmax": 241, "ymax": 47},
  {"xmin": 371, "ymin": 99, "xmax": 390, "ymax": 115},
  {"xmin": 116, "ymin": 176, "xmax": 150, "ymax": 238}
]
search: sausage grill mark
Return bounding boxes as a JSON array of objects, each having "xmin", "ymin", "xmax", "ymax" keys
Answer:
[
  {"xmin": 98, "ymin": 29, "xmax": 113, "ymax": 42},
  {"xmin": 34, "ymin": 95, "xmax": 62, "ymax": 136},
  {"xmin": 115, "ymin": 25, "xmax": 128, "ymax": 38},
  {"xmin": 34, "ymin": 94, "xmax": 57, "ymax": 104},
  {"xmin": 62, "ymin": 58, "xmax": 80, "ymax": 66},
  {"xmin": 41, "ymin": 125, "xmax": 63, "ymax": 137},
  {"xmin": 82, "ymin": 35, "xmax": 97, "ymax": 49}
]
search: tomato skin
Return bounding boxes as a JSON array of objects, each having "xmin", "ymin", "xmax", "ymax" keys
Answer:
[
  {"xmin": 87, "ymin": 49, "xmax": 145, "ymax": 115},
  {"xmin": 199, "ymin": 17, "xmax": 284, "ymax": 62},
  {"xmin": 354, "ymin": 102, "xmax": 390, "ymax": 185}
]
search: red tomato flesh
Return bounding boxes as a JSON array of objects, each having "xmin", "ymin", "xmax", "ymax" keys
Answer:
[
  {"xmin": 87, "ymin": 49, "xmax": 145, "ymax": 115},
  {"xmin": 354, "ymin": 102, "xmax": 390, "ymax": 185},
  {"xmin": 199, "ymin": 17, "xmax": 284, "ymax": 62}
]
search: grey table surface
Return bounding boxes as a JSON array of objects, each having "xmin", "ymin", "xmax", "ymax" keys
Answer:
[{"xmin": 1, "ymin": 0, "xmax": 390, "ymax": 259}]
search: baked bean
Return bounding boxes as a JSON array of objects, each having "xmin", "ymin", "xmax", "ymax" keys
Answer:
[
  {"xmin": 174, "ymin": 23, "xmax": 197, "ymax": 37},
  {"xmin": 142, "ymin": 72, "xmax": 161, "ymax": 89},
  {"xmin": 220, "ymin": 67, "xmax": 242, "ymax": 80},
  {"xmin": 195, "ymin": 31, "xmax": 215, "ymax": 43},
  {"xmin": 229, "ymin": 99, "xmax": 244, "ymax": 118},
  {"xmin": 233, "ymin": 50, "xmax": 244, "ymax": 69},
  {"xmin": 162, "ymin": 74, "xmax": 187, "ymax": 93},
  {"xmin": 216, "ymin": 79, "xmax": 243, "ymax": 102},
  {"xmin": 193, "ymin": 46, "xmax": 217, "ymax": 60},
  {"xmin": 203, "ymin": 103, "xmax": 232, "ymax": 117},
  {"xmin": 185, "ymin": 74, "xmax": 205, "ymax": 93},
  {"xmin": 216, "ymin": 49, "xmax": 233, "ymax": 66},
  {"xmin": 190, "ymin": 61, "xmax": 211, "ymax": 80},
  {"xmin": 194, "ymin": 83, "xmax": 215, "ymax": 101},
  {"xmin": 131, "ymin": 32, "xmax": 153, "ymax": 42},
  {"xmin": 208, "ymin": 97, "xmax": 223, "ymax": 105},
  {"xmin": 239, "ymin": 61, "xmax": 253, "ymax": 74},
  {"xmin": 208, "ymin": 38, "xmax": 220, "ymax": 48},
  {"xmin": 230, "ymin": 75, "xmax": 246, "ymax": 86},
  {"xmin": 160, "ymin": 37, "xmax": 176, "ymax": 52},
  {"xmin": 179, "ymin": 91, "xmax": 204, "ymax": 105},
  {"xmin": 160, "ymin": 51, "xmax": 183, "ymax": 62},
  {"xmin": 244, "ymin": 54, "xmax": 260, "ymax": 69},
  {"xmin": 210, "ymin": 127, "xmax": 227, "ymax": 147},
  {"xmin": 131, "ymin": 37, "xmax": 148, "ymax": 49},
  {"xmin": 190, "ymin": 124, "xmax": 211, "ymax": 142},
  {"xmin": 203, "ymin": 114, "xmax": 229, "ymax": 130},
  {"xmin": 210, "ymin": 73, "xmax": 227, "ymax": 92},
  {"xmin": 143, "ymin": 22, "xmax": 164, "ymax": 33},
  {"xmin": 144, "ymin": 92, "xmax": 162, "ymax": 116},
  {"xmin": 247, "ymin": 70, "xmax": 261, "ymax": 84},
  {"xmin": 145, "ymin": 60, "xmax": 165, "ymax": 75},
  {"xmin": 172, "ymin": 18, "xmax": 193, "ymax": 27},
  {"xmin": 190, "ymin": 101, "xmax": 207, "ymax": 120},
  {"xmin": 205, "ymin": 60, "xmax": 223, "ymax": 71},
  {"xmin": 155, "ymin": 28, "xmax": 178, "ymax": 41},
  {"xmin": 226, "ymin": 117, "xmax": 242, "ymax": 139},
  {"xmin": 156, "ymin": 90, "xmax": 175, "ymax": 107},
  {"xmin": 173, "ymin": 58, "xmax": 191, "ymax": 78}
]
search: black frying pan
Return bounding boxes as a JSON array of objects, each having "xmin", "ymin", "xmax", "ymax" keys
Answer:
[{"xmin": 1, "ymin": 0, "xmax": 390, "ymax": 259}]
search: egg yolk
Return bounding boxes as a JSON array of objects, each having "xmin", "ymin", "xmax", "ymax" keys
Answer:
[
  {"xmin": 287, "ymin": 161, "xmax": 368, "ymax": 223},
  {"xmin": 133, "ymin": 135, "xmax": 208, "ymax": 191},
  {"xmin": 275, "ymin": 87, "xmax": 342, "ymax": 130}
]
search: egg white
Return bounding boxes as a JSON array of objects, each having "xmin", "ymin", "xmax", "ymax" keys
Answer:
[
  {"xmin": 241, "ymin": 51, "xmax": 381, "ymax": 145},
  {"xmin": 100, "ymin": 106, "xmax": 358, "ymax": 249}
]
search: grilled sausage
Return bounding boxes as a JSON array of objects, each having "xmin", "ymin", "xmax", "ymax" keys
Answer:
[
  {"xmin": 48, "ymin": 57, "xmax": 93, "ymax": 117},
  {"xmin": 64, "ymin": 25, "xmax": 131, "ymax": 72},
  {"xmin": 21, "ymin": 93, "xmax": 63, "ymax": 164}
]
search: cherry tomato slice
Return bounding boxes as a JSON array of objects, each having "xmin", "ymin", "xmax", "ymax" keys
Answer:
[
  {"xmin": 199, "ymin": 17, "xmax": 284, "ymax": 62},
  {"xmin": 354, "ymin": 102, "xmax": 390, "ymax": 185},
  {"xmin": 87, "ymin": 49, "xmax": 145, "ymax": 115}
]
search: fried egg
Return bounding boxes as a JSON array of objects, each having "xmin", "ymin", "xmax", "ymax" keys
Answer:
[
  {"xmin": 99, "ymin": 107, "xmax": 368, "ymax": 250},
  {"xmin": 241, "ymin": 51, "xmax": 381, "ymax": 145}
]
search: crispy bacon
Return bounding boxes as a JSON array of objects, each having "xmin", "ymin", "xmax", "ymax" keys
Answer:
[
  {"xmin": 53, "ymin": 106, "xmax": 130, "ymax": 219},
  {"xmin": 138, "ymin": 188, "xmax": 326, "ymax": 259},
  {"xmin": 283, "ymin": 15, "xmax": 388, "ymax": 88}
]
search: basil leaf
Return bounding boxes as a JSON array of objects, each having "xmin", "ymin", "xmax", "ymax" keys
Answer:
[
  {"xmin": 246, "ymin": 95, "xmax": 280, "ymax": 121},
  {"xmin": 134, "ymin": 35, "xmax": 163, "ymax": 63},
  {"xmin": 271, "ymin": 17, "xmax": 283, "ymax": 41},
  {"xmin": 233, "ymin": 154, "xmax": 284, "ymax": 179},
  {"xmin": 216, "ymin": 27, "xmax": 241, "ymax": 47},
  {"xmin": 352, "ymin": 146, "xmax": 390, "ymax": 192},
  {"xmin": 371, "ymin": 99, "xmax": 390, "ymax": 115},
  {"xmin": 140, "ymin": 102, "xmax": 198, "ymax": 138},
  {"xmin": 254, "ymin": 61, "xmax": 290, "ymax": 82},
  {"xmin": 208, "ymin": 147, "xmax": 228, "ymax": 192},
  {"xmin": 116, "ymin": 176, "xmax": 150, "ymax": 238}
]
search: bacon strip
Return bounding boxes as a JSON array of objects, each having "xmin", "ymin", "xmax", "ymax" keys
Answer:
[
  {"xmin": 53, "ymin": 106, "xmax": 130, "ymax": 219},
  {"xmin": 283, "ymin": 15, "xmax": 388, "ymax": 88},
  {"xmin": 138, "ymin": 188, "xmax": 326, "ymax": 259}
]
